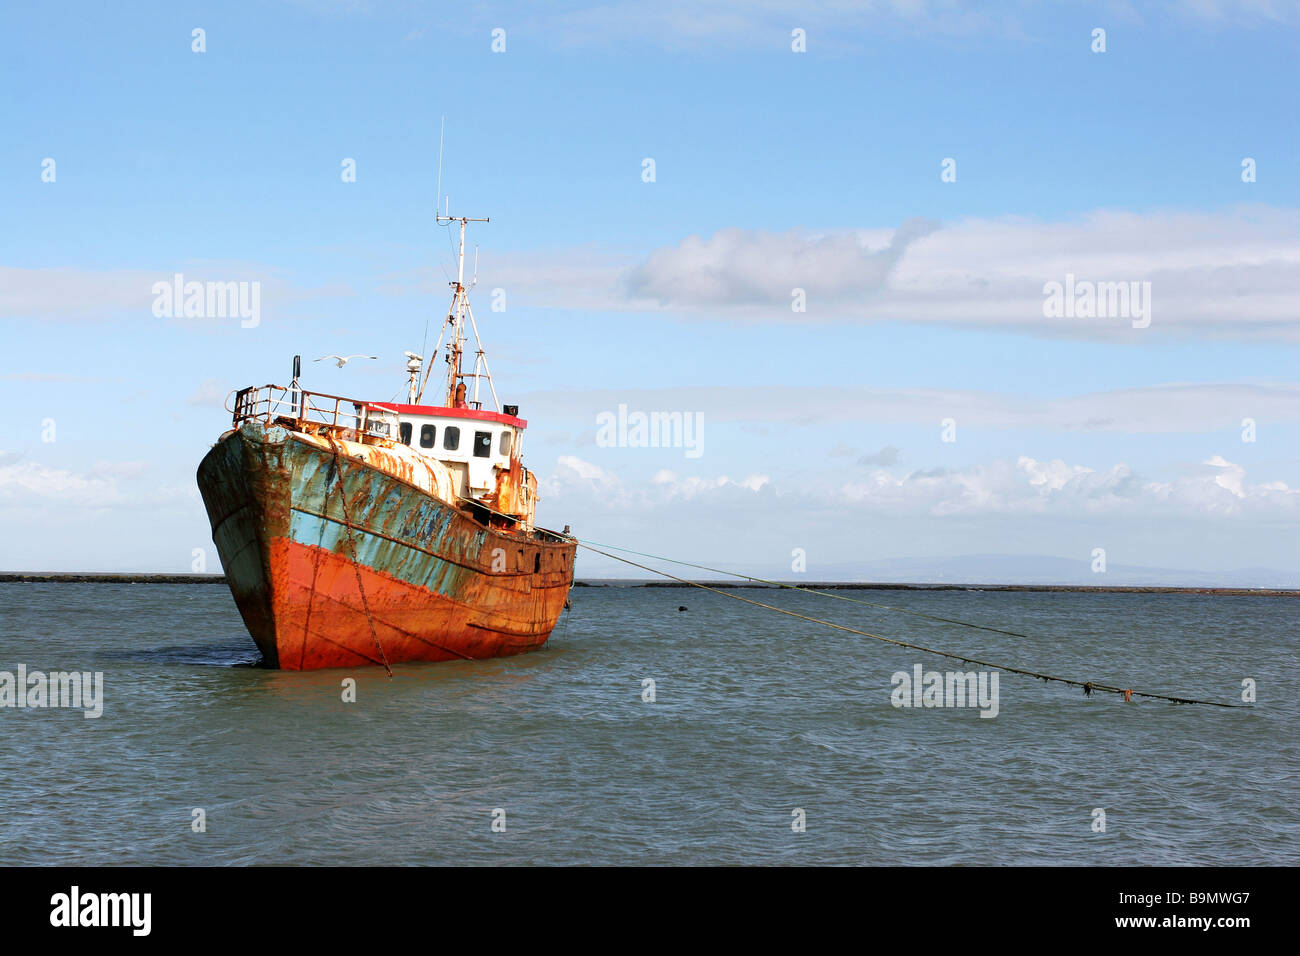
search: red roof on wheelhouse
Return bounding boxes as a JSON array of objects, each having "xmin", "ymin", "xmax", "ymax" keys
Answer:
[{"xmin": 371, "ymin": 402, "xmax": 527, "ymax": 429}]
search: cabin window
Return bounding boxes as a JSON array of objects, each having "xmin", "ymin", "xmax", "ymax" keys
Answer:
[
  {"xmin": 534, "ymin": 553, "xmax": 541, "ymax": 573},
  {"xmin": 399, "ymin": 422, "xmax": 412, "ymax": 446},
  {"xmin": 443, "ymin": 426, "xmax": 460, "ymax": 451},
  {"xmin": 499, "ymin": 431, "xmax": 511, "ymax": 456},
  {"xmin": 419, "ymin": 424, "xmax": 436, "ymax": 448},
  {"xmin": 474, "ymin": 431, "xmax": 492, "ymax": 458}
]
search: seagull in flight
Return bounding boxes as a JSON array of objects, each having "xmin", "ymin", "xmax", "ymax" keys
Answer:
[{"xmin": 315, "ymin": 354, "xmax": 378, "ymax": 368}]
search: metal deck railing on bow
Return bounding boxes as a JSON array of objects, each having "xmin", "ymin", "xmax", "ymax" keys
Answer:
[{"xmin": 230, "ymin": 384, "xmax": 395, "ymax": 441}]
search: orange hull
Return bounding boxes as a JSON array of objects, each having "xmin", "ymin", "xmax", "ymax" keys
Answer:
[{"xmin": 262, "ymin": 537, "xmax": 569, "ymax": 669}]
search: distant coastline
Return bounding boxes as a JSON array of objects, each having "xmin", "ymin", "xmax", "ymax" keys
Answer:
[
  {"xmin": 2, "ymin": 572, "xmax": 1297, "ymax": 596},
  {"xmin": 0, "ymin": 573, "xmax": 230, "ymax": 583}
]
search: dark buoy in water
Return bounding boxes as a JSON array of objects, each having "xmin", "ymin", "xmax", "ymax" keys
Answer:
[{"xmin": 677, "ymin": 606, "xmax": 687, "ymax": 611}]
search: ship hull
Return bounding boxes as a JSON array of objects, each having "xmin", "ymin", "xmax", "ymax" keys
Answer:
[{"xmin": 196, "ymin": 421, "xmax": 575, "ymax": 670}]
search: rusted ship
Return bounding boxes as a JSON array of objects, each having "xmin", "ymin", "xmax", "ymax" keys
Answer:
[{"xmin": 197, "ymin": 212, "xmax": 576, "ymax": 671}]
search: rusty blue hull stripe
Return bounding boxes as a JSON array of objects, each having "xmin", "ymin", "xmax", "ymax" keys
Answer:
[
  {"xmin": 274, "ymin": 434, "xmax": 495, "ymax": 597},
  {"xmin": 288, "ymin": 508, "xmax": 473, "ymax": 597}
]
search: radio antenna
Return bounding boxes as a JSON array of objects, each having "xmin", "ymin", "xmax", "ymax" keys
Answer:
[
  {"xmin": 417, "ymin": 117, "xmax": 494, "ymax": 410},
  {"xmin": 436, "ymin": 115, "xmax": 446, "ymax": 218}
]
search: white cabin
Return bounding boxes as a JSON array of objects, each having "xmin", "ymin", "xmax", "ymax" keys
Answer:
[{"xmin": 371, "ymin": 402, "xmax": 526, "ymax": 498}]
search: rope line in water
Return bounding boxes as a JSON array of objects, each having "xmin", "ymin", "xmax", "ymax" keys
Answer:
[
  {"xmin": 574, "ymin": 541, "xmax": 1240, "ymax": 708},
  {"xmin": 580, "ymin": 538, "xmax": 1036, "ymax": 640}
]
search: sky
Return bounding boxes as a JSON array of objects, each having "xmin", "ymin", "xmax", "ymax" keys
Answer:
[{"xmin": 1, "ymin": 0, "xmax": 1298, "ymax": 583}]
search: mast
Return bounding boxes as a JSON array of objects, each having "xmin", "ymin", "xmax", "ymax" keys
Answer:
[
  {"xmin": 413, "ymin": 126, "xmax": 500, "ymax": 411},
  {"xmin": 427, "ymin": 203, "xmax": 493, "ymax": 410}
]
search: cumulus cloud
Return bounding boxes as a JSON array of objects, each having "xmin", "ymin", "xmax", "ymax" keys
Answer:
[
  {"xmin": 654, "ymin": 469, "xmax": 771, "ymax": 495},
  {"xmin": 0, "ymin": 454, "xmax": 125, "ymax": 507},
  {"xmin": 554, "ymin": 454, "xmax": 618, "ymax": 486},
  {"xmin": 879, "ymin": 208, "xmax": 1300, "ymax": 337},
  {"xmin": 622, "ymin": 218, "xmax": 939, "ymax": 308},
  {"xmin": 847, "ymin": 453, "xmax": 1300, "ymax": 518},
  {"xmin": 0, "ymin": 452, "xmax": 192, "ymax": 513},
  {"xmin": 541, "ymin": 450, "xmax": 1299, "ymax": 522},
  {"xmin": 545, "ymin": 456, "xmax": 771, "ymax": 505},
  {"xmin": 521, "ymin": 381, "xmax": 1300, "ymax": 434},
  {"xmin": 486, "ymin": 207, "xmax": 1300, "ymax": 340}
]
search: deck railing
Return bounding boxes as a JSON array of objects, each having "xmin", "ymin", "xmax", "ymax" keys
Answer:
[{"xmin": 230, "ymin": 384, "xmax": 395, "ymax": 440}]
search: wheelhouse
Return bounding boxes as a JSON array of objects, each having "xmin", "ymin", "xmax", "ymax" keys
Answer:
[{"xmin": 371, "ymin": 402, "xmax": 527, "ymax": 496}]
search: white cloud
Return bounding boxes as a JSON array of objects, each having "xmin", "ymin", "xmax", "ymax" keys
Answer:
[
  {"xmin": 654, "ymin": 470, "xmax": 771, "ymax": 496},
  {"xmin": 482, "ymin": 208, "xmax": 1300, "ymax": 340},
  {"xmin": 0, "ymin": 263, "xmax": 345, "ymax": 322},
  {"xmin": 0, "ymin": 267, "xmax": 160, "ymax": 319},
  {"xmin": 0, "ymin": 453, "xmax": 124, "ymax": 507},
  {"xmin": 542, "ymin": 450, "xmax": 1298, "ymax": 521},
  {"xmin": 555, "ymin": 454, "xmax": 617, "ymax": 484},
  {"xmin": 623, "ymin": 219, "xmax": 938, "ymax": 307},
  {"xmin": 521, "ymin": 381, "xmax": 1300, "ymax": 434},
  {"xmin": 1204, "ymin": 453, "xmax": 1246, "ymax": 497},
  {"xmin": 546, "ymin": 456, "xmax": 771, "ymax": 504},
  {"xmin": 844, "ymin": 453, "xmax": 1299, "ymax": 518},
  {"xmin": 0, "ymin": 452, "xmax": 193, "ymax": 512}
]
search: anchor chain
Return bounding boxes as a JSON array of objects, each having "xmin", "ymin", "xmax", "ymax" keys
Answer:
[{"xmin": 326, "ymin": 437, "xmax": 394, "ymax": 677}]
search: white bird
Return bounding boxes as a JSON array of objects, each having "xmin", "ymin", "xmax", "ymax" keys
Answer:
[{"xmin": 315, "ymin": 354, "xmax": 377, "ymax": 368}]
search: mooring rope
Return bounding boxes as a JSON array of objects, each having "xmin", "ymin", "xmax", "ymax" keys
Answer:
[
  {"xmin": 327, "ymin": 437, "xmax": 394, "ymax": 678},
  {"xmin": 575, "ymin": 541, "xmax": 1240, "ymax": 708},
  {"xmin": 581, "ymin": 538, "xmax": 1037, "ymax": 640},
  {"xmin": 299, "ymin": 499, "xmax": 328, "ymax": 671}
]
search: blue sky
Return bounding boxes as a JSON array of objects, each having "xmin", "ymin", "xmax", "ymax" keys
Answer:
[{"xmin": 2, "ymin": 1, "xmax": 1298, "ymax": 581}]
